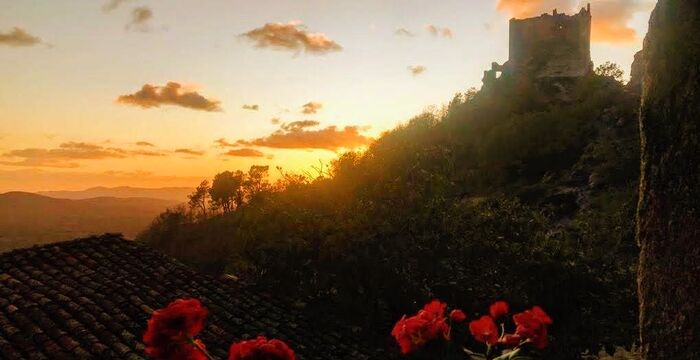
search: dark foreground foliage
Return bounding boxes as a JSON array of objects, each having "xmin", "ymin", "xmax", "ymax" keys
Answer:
[{"xmin": 139, "ymin": 72, "xmax": 640, "ymax": 359}]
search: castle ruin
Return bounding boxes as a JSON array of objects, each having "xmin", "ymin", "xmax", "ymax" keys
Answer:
[{"xmin": 484, "ymin": 4, "xmax": 593, "ymax": 84}]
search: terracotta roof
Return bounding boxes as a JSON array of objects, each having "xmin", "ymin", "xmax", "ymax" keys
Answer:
[{"xmin": 0, "ymin": 234, "xmax": 380, "ymax": 359}]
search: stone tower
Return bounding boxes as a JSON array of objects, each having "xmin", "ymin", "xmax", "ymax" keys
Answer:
[{"xmin": 485, "ymin": 4, "xmax": 593, "ymax": 84}]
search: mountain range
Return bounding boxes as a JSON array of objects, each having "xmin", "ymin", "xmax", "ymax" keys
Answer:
[
  {"xmin": 0, "ymin": 191, "xmax": 182, "ymax": 252},
  {"xmin": 38, "ymin": 186, "xmax": 193, "ymax": 202}
]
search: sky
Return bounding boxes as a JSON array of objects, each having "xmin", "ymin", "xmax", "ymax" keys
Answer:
[{"xmin": 0, "ymin": 0, "xmax": 654, "ymax": 192}]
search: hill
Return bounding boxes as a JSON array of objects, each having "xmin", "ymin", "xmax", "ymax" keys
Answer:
[
  {"xmin": 0, "ymin": 192, "xmax": 178, "ymax": 252},
  {"xmin": 38, "ymin": 186, "xmax": 193, "ymax": 202},
  {"xmin": 139, "ymin": 70, "xmax": 641, "ymax": 358}
]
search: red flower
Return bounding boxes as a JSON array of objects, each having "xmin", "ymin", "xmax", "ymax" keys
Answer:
[
  {"xmin": 449, "ymin": 309, "xmax": 467, "ymax": 323},
  {"xmin": 391, "ymin": 300, "xmax": 450, "ymax": 354},
  {"xmin": 143, "ymin": 299, "xmax": 209, "ymax": 360},
  {"xmin": 469, "ymin": 315, "xmax": 499, "ymax": 345},
  {"xmin": 530, "ymin": 306, "xmax": 553, "ymax": 325},
  {"xmin": 228, "ymin": 336, "xmax": 295, "ymax": 360},
  {"xmin": 498, "ymin": 334, "xmax": 522, "ymax": 348},
  {"xmin": 513, "ymin": 306, "xmax": 552, "ymax": 350},
  {"xmin": 489, "ymin": 301, "xmax": 509, "ymax": 320}
]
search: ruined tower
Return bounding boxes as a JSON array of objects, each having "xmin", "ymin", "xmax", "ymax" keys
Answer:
[{"xmin": 484, "ymin": 4, "xmax": 593, "ymax": 84}]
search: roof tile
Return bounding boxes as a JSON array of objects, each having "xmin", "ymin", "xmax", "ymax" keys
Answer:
[{"xmin": 0, "ymin": 235, "xmax": 381, "ymax": 359}]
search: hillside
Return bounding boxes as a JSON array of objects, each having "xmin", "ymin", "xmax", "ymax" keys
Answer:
[
  {"xmin": 0, "ymin": 192, "xmax": 178, "ymax": 252},
  {"xmin": 38, "ymin": 186, "xmax": 193, "ymax": 202},
  {"xmin": 139, "ymin": 70, "xmax": 641, "ymax": 358}
]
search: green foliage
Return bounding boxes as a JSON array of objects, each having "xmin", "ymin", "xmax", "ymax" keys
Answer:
[{"xmin": 139, "ymin": 73, "xmax": 641, "ymax": 359}]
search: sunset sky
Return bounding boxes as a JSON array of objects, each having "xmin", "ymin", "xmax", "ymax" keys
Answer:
[{"xmin": 0, "ymin": 0, "xmax": 654, "ymax": 192}]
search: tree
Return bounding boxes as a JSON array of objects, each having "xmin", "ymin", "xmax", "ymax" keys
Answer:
[
  {"xmin": 244, "ymin": 165, "xmax": 270, "ymax": 202},
  {"xmin": 188, "ymin": 180, "xmax": 210, "ymax": 219},
  {"xmin": 595, "ymin": 61, "xmax": 625, "ymax": 83},
  {"xmin": 209, "ymin": 171, "xmax": 244, "ymax": 213},
  {"xmin": 637, "ymin": 1, "xmax": 700, "ymax": 359}
]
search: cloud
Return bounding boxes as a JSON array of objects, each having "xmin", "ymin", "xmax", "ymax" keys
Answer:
[
  {"xmin": 0, "ymin": 142, "xmax": 173, "ymax": 168},
  {"xmin": 591, "ymin": 0, "xmax": 652, "ymax": 43},
  {"xmin": 0, "ymin": 142, "xmax": 160, "ymax": 168},
  {"xmin": 237, "ymin": 123, "xmax": 373, "ymax": 151},
  {"xmin": 223, "ymin": 148, "xmax": 266, "ymax": 158},
  {"xmin": 395, "ymin": 28, "xmax": 415, "ymax": 37},
  {"xmin": 301, "ymin": 101, "xmax": 323, "ymax": 114},
  {"xmin": 241, "ymin": 21, "xmax": 342, "ymax": 55},
  {"xmin": 270, "ymin": 117, "xmax": 281, "ymax": 125},
  {"xmin": 280, "ymin": 120, "xmax": 321, "ymax": 132},
  {"xmin": 126, "ymin": 6, "xmax": 153, "ymax": 32},
  {"xmin": 175, "ymin": 148, "xmax": 205, "ymax": 156},
  {"xmin": 214, "ymin": 138, "xmax": 237, "ymax": 148},
  {"xmin": 117, "ymin": 82, "xmax": 222, "ymax": 112},
  {"xmin": 131, "ymin": 149, "xmax": 166, "ymax": 157},
  {"xmin": 408, "ymin": 65, "xmax": 427, "ymax": 76},
  {"xmin": 136, "ymin": 141, "xmax": 155, "ymax": 147},
  {"xmin": 496, "ymin": 0, "xmax": 651, "ymax": 43},
  {"xmin": 0, "ymin": 27, "xmax": 42, "ymax": 47},
  {"xmin": 102, "ymin": 0, "xmax": 131, "ymax": 12},
  {"xmin": 425, "ymin": 25, "xmax": 453, "ymax": 38},
  {"xmin": 242, "ymin": 104, "xmax": 259, "ymax": 111}
]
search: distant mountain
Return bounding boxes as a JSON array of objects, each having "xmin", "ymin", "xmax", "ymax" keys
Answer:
[
  {"xmin": 0, "ymin": 192, "xmax": 179, "ymax": 252},
  {"xmin": 38, "ymin": 186, "xmax": 193, "ymax": 202}
]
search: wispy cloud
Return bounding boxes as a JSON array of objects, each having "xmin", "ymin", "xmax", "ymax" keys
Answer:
[
  {"xmin": 280, "ymin": 120, "xmax": 321, "ymax": 132},
  {"xmin": 126, "ymin": 6, "xmax": 153, "ymax": 32},
  {"xmin": 0, "ymin": 27, "xmax": 42, "ymax": 47},
  {"xmin": 395, "ymin": 28, "xmax": 415, "ymax": 37},
  {"xmin": 223, "ymin": 148, "xmax": 266, "ymax": 158},
  {"xmin": 136, "ymin": 141, "xmax": 155, "ymax": 147},
  {"xmin": 102, "ymin": 0, "xmax": 131, "ymax": 12},
  {"xmin": 117, "ymin": 82, "xmax": 222, "ymax": 112},
  {"xmin": 175, "ymin": 148, "xmax": 205, "ymax": 156},
  {"xmin": 301, "ymin": 101, "xmax": 323, "ymax": 115},
  {"xmin": 214, "ymin": 138, "xmax": 237, "ymax": 148},
  {"xmin": 242, "ymin": 104, "xmax": 260, "ymax": 111},
  {"xmin": 0, "ymin": 142, "xmax": 164, "ymax": 168},
  {"xmin": 425, "ymin": 24, "xmax": 453, "ymax": 38},
  {"xmin": 408, "ymin": 65, "xmax": 427, "ymax": 76},
  {"xmin": 241, "ymin": 21, "xmax": 342, "ymax": 55}
]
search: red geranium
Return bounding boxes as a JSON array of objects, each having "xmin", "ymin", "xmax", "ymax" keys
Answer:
[
  {"xmin": 143, "ymin": 299, "xmax": 209, "ymax": 360},
  {"xmin": 469, "ymin": 315, "xmax": 499, "ymax": 345},
  {"xmin": 513, "ymin": 306, "xmax": 552, "ymax": 349},
  {"xmin": 228, "ymin": 336, "xmax": 295, "ymax": 360},
  {"xmin": 489, "ymin": 301, "xmax": 509, "ymax": 320},
  {"xmin": 391, "ymin": 300, "xmax": 450, "ymax": 354},
  {"xmin": 449, "ymin": 309, "xmax": 467, "ymax": 323}
]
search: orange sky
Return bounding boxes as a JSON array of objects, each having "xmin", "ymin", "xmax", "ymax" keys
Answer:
[{"xmin": 0, "ymin": 0, "xmax": 654, "ymax": 192}]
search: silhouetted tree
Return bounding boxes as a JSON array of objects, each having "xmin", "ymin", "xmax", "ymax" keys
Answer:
[
  {"xmin": 244, "ymin": 165, "xmax": 270, "ymax": 202},
  {"xmin": 209, "ymin": 171, "xmax": 244, "ymax": 213},
  {"xmin": 594, "ymin": 61, "xmax": 625, "ymax": 83},
  {"xmin": 188, "ymin": 180, "xmax": 210, "ymax": 218},
  {"xmin": 637, "ymin": 1, "xmax": 700, "ymax": 359}
]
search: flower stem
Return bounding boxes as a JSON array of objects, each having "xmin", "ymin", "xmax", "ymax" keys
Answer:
[{"xmin": 190, "ymin": 338, "xmax": 217, "ymax": 360}]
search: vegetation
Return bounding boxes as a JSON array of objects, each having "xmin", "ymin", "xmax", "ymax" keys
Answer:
[{"xmin": 139, "ymin": 70, "xmax": 641, "ymax": 359}]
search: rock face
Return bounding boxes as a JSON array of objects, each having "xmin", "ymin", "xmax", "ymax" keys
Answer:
[
  {"xmin": 628, "ymin": 50, "xmax": 645, "ymax": 94},
  {"xmin": 637, "ymin": 1, "xmax": 700, "ymax": 359}
]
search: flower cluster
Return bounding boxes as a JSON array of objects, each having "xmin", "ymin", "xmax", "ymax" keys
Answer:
[
  {"xmin": 143, "ymin": 298, "xmax": 295, "ymax": 360},
  {"xmin": 392, "ymin": 300, "xmax": 553, "ymax": 360},
  {"xmin": 390, "ymin": 300, "xmax": 457, "ymax": 354}
]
